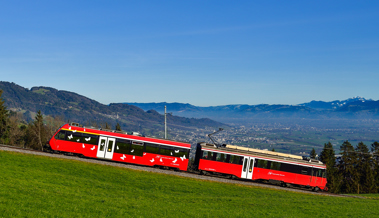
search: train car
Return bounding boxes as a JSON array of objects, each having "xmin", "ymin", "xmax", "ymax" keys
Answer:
[
  {"xmin": 47, "ymin": 123, "xmax": 191, "ymax": 171},
  {"xmin": 194, "ymin": 142, "xmax": 327, "ymax": 191}
]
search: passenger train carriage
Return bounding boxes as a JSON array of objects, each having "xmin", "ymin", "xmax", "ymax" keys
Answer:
[
  {"xmin": 48, "ymin": 123, "xmax": 191, "ymax": 171},
  {"xmin": 194, "ymin": 143, "xmax": 327, "ymax": 191}
]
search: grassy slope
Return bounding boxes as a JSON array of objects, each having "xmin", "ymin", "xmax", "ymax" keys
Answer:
[{"xmin": 0, "ymin": 151, "xmax": 378, "ymax": 218}]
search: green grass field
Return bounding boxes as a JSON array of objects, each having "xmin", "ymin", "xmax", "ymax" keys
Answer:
[{"xmin": 1, "ymin": 150, "xmax": 378, "ymax": 217}]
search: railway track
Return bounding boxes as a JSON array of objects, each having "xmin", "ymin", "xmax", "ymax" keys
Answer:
[{"xmin": 0, "ymin": 144, "xmax": 358, "ymax": 198}]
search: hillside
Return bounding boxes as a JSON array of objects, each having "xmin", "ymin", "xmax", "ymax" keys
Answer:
[
  {"xmin": 0, "ymin": 81, "xmax": 225, "ymax": 136},
  {"xmin": 1, "ymin": 150, "xmax": 378, "ymax": 217}
]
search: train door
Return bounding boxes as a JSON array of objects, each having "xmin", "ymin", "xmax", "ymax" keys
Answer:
[
  {"xmin": 310, "ymin": 168, "xmax": 320, "ymax": 186},
  {"xmin": 313, "ymin": 168, "xmax": 321, "ymax": 185},
  {"xmin": 241, "ymin": 156, "xmax": 254, "ymax": 179},
  {"xmin": 96, "ymin": 136, "xmax": 116, "ymax": 160}
]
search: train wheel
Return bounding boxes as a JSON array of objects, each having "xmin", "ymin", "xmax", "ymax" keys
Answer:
[{"xmin": 313, "ymin": 187, "xmax": 320, "ymax": 192}]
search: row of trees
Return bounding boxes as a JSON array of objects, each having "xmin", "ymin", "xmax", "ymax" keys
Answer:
[{"xmin": 316, "ymin": 141, "xmax": 379, "ymax": 194}]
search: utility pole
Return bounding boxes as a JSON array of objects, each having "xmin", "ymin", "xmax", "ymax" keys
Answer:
[{"xmin": 164, "ymin": 105, "xmax": 167, "ymax": 139}]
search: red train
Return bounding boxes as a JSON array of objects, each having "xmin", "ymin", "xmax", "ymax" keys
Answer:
[
  {"xmin": 47, "ymin": 123, "xmax": 327, "ymax": 191},
  {"xmin": 48, "ymin": 123, "xmax": 190, "ymax": 171},
  {"xmin": 193, "ymin": 143, "xmax": 327, "ymax": 191}
]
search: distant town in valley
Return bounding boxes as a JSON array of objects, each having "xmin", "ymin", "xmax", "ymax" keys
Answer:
[{"xmin": 159, "ymin": 119, "xmax": 379, "ymax": 156}]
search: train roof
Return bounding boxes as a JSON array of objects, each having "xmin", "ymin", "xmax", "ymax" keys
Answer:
[
  {"xmin": 198, "ymin": 142, "xmax": 325, "ymax": 167},
  {"xmin": 61, "ymin": 123, "xmax": 191, "ymax": 148},
  {"xmin": 225, "ymin": 144, "xmax": 303, "ymax": 160}
]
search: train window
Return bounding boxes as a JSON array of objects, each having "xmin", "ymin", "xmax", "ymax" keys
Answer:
[
  {"xmin": 145, "ymin": 143, "xmax": 160, "ymax": 154},
  {"xmin": 239, "ymin": 157, "xmax": 243, "ymax": 165},
  {"xmin": 280, "ymin": 163, "xmax": 298, "ymax": 173},
  {"xmin": 322, "ymin": 170, "xmax": 326, "ymax": 178},
  {"xmin": 270, "ymin": 162, "xmax": 281, "ymax": 171},
  {"xmin": 108, "ymin": 140, "xmax": 114, "ymax": 152},
  {"xmin": 202, "ymin": 151, "xmax": 208, "ymax": 159},
  {"xmin": 66, "ymin": 131, "xmax": 82, "ymax": 143},
  {"xmin": 224, "ymin": 154, "xmax": 231, "ymax": 163},
  {"xmin": 73, "ymin": 132, "xmax": 82, "ymax": 143},
  {"xmin": 130, "ymin": 142, "xmax": 144, "ymax": 156},
  {"xmin": 212, "ymin": 152, "xmax": 217, "ymax": 161},
  {"xmin": 249, "ymin": 159, "xmax": 254, "ymax": 173},
  {"xmin": 301, "ymin": 167, "xmax": 308, "ymax": 175},
  {"xmin": 283, "ymin": 164, "xmax": 311, "ymax": 175},
  {"xmin": 243, "ymin": 158, "xmax": 248, "ymax": 172},
  {"xmin": 317, "ymin": 169, "xmax": 323, "ymax": 177},
  {"xmin": 229, "ymin": 155, "xmax": 242, "ymax": 164},
  {"xmin": 256, "ymin": 159, "xmax": 268, "ymax": 169},
  {"xmin": 206, "ymin": 151, "xmax": 213, "ymax": 160},
  {"xmin": 82, "ymin": 133, "xmax": 99, "ymax": 145},
  {"xmin": 174, "ymin": 148, "xmax": 189, "ymax": 159},
  {"xmin": 267, "ymin": 161, "xmax": 271, "ymax": 169},
  {"xmin": 115, "ymin": 139, "xmax": 131, "ymax": 154},
  {"xmin": 99, "ymin": 138, "xmax": 107, "ymax": 151},
  {"xmin": 229, "ymin": 155, "xmax": 235, "ymax": 164},
  {"xmin": 55, "ymin": 130, "xmax": 66, "ymax": 140},
  {"xmin": 308, "ymin": 167, "xmax": 313, "ymax": 176},
  {"xmin": 216, "ymin": 153, "xmax": 226, "ymax": 162},
  {"xmin": 160, "ymin": 146, "xmax": 174, "ymax": 156}
]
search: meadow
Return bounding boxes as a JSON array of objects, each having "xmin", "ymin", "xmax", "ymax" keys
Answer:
[{"xmin": 1, "ymin": 150, "xmax": 378, "ymax": 217}]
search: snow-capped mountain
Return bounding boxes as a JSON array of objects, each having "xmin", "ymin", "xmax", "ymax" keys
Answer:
[{"xmin": 298, "ymin": 96, "xmax": 373, "ymax": 110}]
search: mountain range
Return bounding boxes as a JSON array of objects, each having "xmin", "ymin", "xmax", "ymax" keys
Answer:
[
  {"xmin": 127, "ymin": 97, "xmax": 379, "ymax": 124},
  {"xmin": 0, "ymin": 81, "xmax": 224, "ymax": 135}
]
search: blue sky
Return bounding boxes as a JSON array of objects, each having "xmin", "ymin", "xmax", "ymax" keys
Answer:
[{"xmin": 0, "ymin": 1, "xmax": 378, "ymax": 106}]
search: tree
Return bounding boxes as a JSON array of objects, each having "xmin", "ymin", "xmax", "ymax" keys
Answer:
[
  {"xmin": 339, "ymin": 141, "xmax": 360, "ymax": 193},
  {"xmin": 35, "ymin": 110, "xmax": 45, "ymax": 150},
  {"xmin": 355, "ymin": 142, "xmax": 376, "ymax": 193},
  {"xmin": 8, "ymin": 112, "xmax": 26, "ymax": 147},
  {"xmin": 372, "ymin": 141, "xmax": 379, "ymax": 192},
  {"xmin": 115, "ymin": 122, "xmax": 122, "ymax": 131},
  {"xmin": 25, "ymin": 110, "xmax": 49, "ymax": 151},
  {"xmin": 310, "ymin": 148, "xmax": 317, "ymax": 159},
  {"xmin": 319, "ymin": 142, "xmax": 341, "ymax": 193},
  {"xmin": 0, "ymin": 89, "xmax": 9, "ymax": 144}
]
